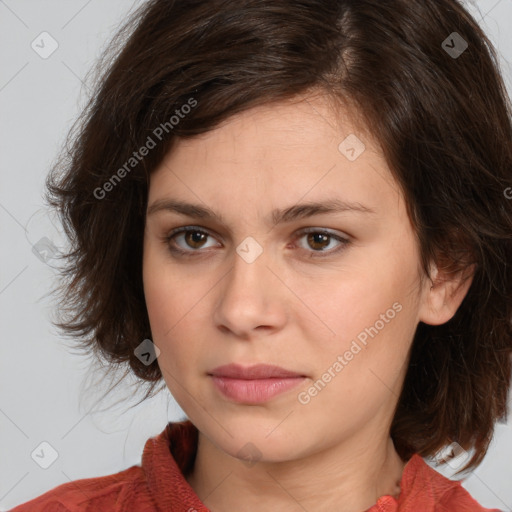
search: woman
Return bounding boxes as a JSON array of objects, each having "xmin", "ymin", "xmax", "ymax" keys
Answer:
[{"xmin": 12, "ymin": 0, "xmax": 512, "ymax": 510}]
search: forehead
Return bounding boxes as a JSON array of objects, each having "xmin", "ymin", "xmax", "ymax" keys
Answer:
[
  {"xmin": 147, "ymin": 95, "xmax": 402, "ymax": 221},
  {"xmin": 170, "ymin": 95, "xmax": 369, "ymax": 159}
]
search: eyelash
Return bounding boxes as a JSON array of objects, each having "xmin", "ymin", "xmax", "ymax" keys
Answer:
[{"xmin": 163, "ymin": 226, "xmax": 350, "ymax": 259}]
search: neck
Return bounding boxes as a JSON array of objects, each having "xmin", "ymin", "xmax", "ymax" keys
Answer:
[{"xmin": 186, "ymin": 427, "xmax": 406, "ymax": 512}]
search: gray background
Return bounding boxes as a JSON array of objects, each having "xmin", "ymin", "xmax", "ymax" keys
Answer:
[{"xmin": 1, "ymin": 0, "xmax": 511, "ymax": 510}]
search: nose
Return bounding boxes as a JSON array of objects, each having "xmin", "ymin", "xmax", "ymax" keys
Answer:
[{"xmin": 212, "ymin": 244, "xmax": 288, "ymax": 339}]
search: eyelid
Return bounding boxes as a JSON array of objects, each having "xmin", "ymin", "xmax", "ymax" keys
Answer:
[{"xmin": 293, "ymin": 227, "xmax": 350, "ymax": 241}]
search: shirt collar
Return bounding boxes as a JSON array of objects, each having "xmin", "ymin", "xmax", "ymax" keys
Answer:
[
  {"xmin": 141, "ymin": 419, "xmax": 208, "ymax": 512},
  {"xmin": 141, "ymin": 420, "xmax": 449, "ymax": 512}
]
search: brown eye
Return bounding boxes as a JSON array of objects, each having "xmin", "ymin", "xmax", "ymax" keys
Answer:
[
  {"xmin": 165, "ymin": 227, "xmax": 220, "ymax": 255},
  {"xmin": 184, "ymin": 230, "xmax": 209, "ymax": 249},
  {"xmin": 294, "ymin": 228, "xmax": 350, "ymax": 257},
  {"xmin": 306, "ymin": 232, "xmax": 331, "ymax": 251}
]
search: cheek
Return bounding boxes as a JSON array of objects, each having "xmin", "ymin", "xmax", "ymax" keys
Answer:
[
  {"xmin": 143, "ymin": 241, "xmax": 195, "ymax": 335},
  {"xmin": 142, "ymin": 261, "xmax": 200, "ymax": 404},
  {"xmin": 297, "ymin": 262, "xmax": 409, "ymax": 339},
  {"xmin": 143, "ymin": 257, "xmax": 170, "ymax": 339},
  {"xmin": 143, "ymin": 246, "xmax": 185, "ymax": 359},
  {"xmin": 142, "ymin": 245, "xmax": 213, "ymax": 379},
  {"xmin": 299, "ymin": 277, "xmax": 418, "ymax": 424},
  {"xmin": 297, "ymin": 242, "xmax": 421, "ymax": 378}
]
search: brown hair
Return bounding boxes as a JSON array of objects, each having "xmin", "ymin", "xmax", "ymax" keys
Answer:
[{"xmin": 46, "ymin": 0, "xmax": 512, "ymax": 472}]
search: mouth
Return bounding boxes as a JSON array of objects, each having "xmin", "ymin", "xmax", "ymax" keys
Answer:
[{"xmin": 208, "ymin": 364, "xmax": 307, "ymax": 404}]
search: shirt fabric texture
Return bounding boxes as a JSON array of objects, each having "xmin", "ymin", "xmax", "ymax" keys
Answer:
[{"xmin": 10, "ymin": 420, "xmax": 502, "ymax": 512}]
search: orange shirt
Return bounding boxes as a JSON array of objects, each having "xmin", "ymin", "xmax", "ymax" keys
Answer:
[{"xmin": 10, "ymin": 420, "xmax": 502, "ymax": 512}]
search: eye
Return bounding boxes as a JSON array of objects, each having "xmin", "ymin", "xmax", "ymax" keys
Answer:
[
  {"xmin": 163, "ymin": 226, "xmax": 350, "ymax": 258},
  {"xmin": 165, "ymin": 226, "xmax": 219, "ymax": 255},
  {"xmin": 293, "ymin": 228, "xmax": 350, "ymax": 257}
]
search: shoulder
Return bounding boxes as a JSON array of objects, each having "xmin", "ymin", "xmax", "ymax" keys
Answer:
[
  {"xmin": 398, "ymin": 454, "xmax": 503, "ymax": 512},
  {"xmin": 8, "ymin": 465, "xmax": 155, "ymax": 512},
  {"xmin": 436, "ymin": 483, "xmax": 504, "ymax": 512}
]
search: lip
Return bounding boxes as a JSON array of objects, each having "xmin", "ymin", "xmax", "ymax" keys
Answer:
[
  {"xmin": 208, "ymin": 364, "xmax": 307, "ymax": 404},
  {"xmin": 209, "ymin": 363, "xmax": 305, "ymax": 379}
]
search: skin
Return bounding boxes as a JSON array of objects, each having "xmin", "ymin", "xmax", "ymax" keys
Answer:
[{"xmin": 142, "ymin": 92, "xmax": 473, "ymax": 512}]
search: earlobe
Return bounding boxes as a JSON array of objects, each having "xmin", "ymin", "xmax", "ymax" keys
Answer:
[{"xmin": 419, "ymin": 261, "xmax": 475, "ymax": 326}]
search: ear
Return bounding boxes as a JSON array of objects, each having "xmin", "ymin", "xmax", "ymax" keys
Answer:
[{"xmin": 418, "ymin": 261, "xmax": 475, "ymax": 326}]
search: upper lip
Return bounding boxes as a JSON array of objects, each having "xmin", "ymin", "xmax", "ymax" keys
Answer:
[{"xmin": 209, "ymin": 364, "xmax": 305, "ymax": 379}]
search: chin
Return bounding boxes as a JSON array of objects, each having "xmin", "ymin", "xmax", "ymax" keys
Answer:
[{"xmin": 211, "ymin": 422, "xmax": 308, "ymax": 464}]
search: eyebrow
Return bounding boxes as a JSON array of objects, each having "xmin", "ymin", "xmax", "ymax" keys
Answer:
[{"xmin": 146, "ymin": 198, "xmax": 377, "ymax": 226}]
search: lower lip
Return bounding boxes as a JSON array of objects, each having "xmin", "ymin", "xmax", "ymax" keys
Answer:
[{"xmin": 210, "ymin": 376, "xmax": 306, "ymax": 403}]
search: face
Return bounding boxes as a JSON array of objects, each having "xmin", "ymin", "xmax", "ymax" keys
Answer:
[{"xmin": 142, "ymin": 94, "xmax": 430, "ymax": 463}]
